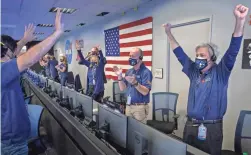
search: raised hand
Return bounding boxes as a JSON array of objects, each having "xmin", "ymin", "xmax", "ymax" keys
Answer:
[
  {"xmin": 23, "ymin": 24, "xmax": 36, "ymax": 42},
  {"xmin": 55, "ymin": 9, "xmax": 64, "ymax": 34},
  {"xmin": 75, "ymin": 40, "xmax": 81, "ymax": 50},
  {"xmin": 113, "ymin": 66, "xmax": 122, "ymax": 76},
  {"xmin": 162, "ymin": 23, "xmax": 172, "ymax": 34},
  {"xmin": 234, "ymin": 4, "xmax": 249, "ymax": 20}
]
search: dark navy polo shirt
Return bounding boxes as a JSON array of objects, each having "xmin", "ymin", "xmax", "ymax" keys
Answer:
[
  {"xmin": 48, "ymin": 59, "xmax": 58, "ymax": 79},
  {"xmin": 123, "ymin": 63, "xmax": 153, "ymax": 104},
  {"xmin": 173, "ymin": 36, "xmax": 243, "ymax": 120},
  {"xmin": 1, "ymin": 59, "xmax": 30, "ymax": 144}
]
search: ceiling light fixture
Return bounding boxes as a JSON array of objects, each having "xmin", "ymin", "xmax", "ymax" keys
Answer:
[
  {"xmin": 37, "ymin": 24, "xmax": 54, "ymax": 27},
  {"xmin": 49, "ymin": 7, "xmax": 77, "ymax": 14},
  {"xmin": 96, "ymin": 12, "xmax": 110, "ymax": 16},
  {"xmin": 77, "ymin": 23, "xmax": 85, "ymax": 27},
  {"xmin": 33, "ymin": 32, "xmax": 44, "ymax": 35}
]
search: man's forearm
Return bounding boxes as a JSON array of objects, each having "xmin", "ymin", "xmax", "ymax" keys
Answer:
[
  {"xmin": 15, "ymin": 38, "xmax": 28, "ymax": 56},
  {"xmin": 17, "ymin": 31, "xmax": 62, "ymax": 72},
  {"xmin": 118, "ymin": 75, "xmax": 127, "ymax": 91},
  {"xmin": 166, "ymin": 31, "xmax": 180, "ymax": 50},
  {"xmin": 233, "ymin": 19, "xmax": 245, "ymax": 37},
  {"xmin": 135, "ymin": 84, "xmax": 149, "ymax": 96}
]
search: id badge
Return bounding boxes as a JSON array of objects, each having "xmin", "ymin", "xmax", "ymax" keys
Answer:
[
  {"xmin": 93, "ymin": 79, "xmax": 96, "ymax": 85},
  {"xmin": 198, "ymin": 123, "xmax": 207, "ymax": 140},
  {"xmin": 126, "ymin": 95, "xmax": 131, "ymax": 105}
]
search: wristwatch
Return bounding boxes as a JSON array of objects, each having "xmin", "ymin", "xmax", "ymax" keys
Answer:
[{"xmin": 133, "ymin": 81, "xmax": 139, "ymax": 87}]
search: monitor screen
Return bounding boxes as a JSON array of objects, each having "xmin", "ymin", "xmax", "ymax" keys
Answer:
[
  {"xmin": 76, "ymin": 93, "xmax": 93, "ymax": 120},
  {"xmin": 64, "ymin": 87, "xmax": 77, "ymax": 108},
  {"xmin": 127, "ymin": 117, "xmax": 187, "ymax": 155},
  {"xmin": 98, "ymin": 104, "xmax": 127, "ymax": 148}
]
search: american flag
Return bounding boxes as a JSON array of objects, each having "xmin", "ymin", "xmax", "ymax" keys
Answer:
[{"xmin": 104, "ymin": 17, "xmax": 153, "ymax": 80}]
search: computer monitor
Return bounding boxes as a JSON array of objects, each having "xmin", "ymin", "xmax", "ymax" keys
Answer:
[
  {"xmin": 98, "ymin": 104, "xmax": 127, "ymax": 148},
  {"xmin": 127, "ymin": 117, "xmax": 187, "ymax": 155},
  {"xmin": 53, "ymin": 82, "xmax": 61, "ymax": 94},
  {"xmin": 64, "ymin": 87, "xmax": 77, "ymax": 109},
  {"xmin": 76, "ymin": 92, "xmax": 93, "ymax": 120},
  {"xmin": 48, "ymin": 79, "xmax": 55, "ymax": 90}
]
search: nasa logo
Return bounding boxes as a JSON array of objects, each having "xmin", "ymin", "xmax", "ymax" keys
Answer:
[{"xmin": 65, "ymin": 40, "xmax": 72, "ymax": 64}]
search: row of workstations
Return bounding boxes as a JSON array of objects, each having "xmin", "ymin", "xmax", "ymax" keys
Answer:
[{"xmin": 24, "ymin": 71, "xmax": 209, "ymax": 155}]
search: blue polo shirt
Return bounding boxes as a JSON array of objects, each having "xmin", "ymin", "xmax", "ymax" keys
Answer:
[
  {"xmin": 123, "ymin": 63, "xmax": 153, "ymax": 104},
  {"xmin": 48, "ymin": 59, "xmax": 58, "ymax": 79},
  {"xmin": 173, "ymin": 35, "xmax": 243, "ymax": 120},
  {"xmin": 1, "ymin": 59, "xmax": 30, "ymax": 144},
  {"xmin": 59, "ymin": 63, "xmax": 68, "ymax": 77},
  {"xmin": 44, "ymin": 63, "xmax": 50, "ymax": 77},
  {"xmin": 78, "ymin": 50, "xmax": 105, "ymax": 94}
]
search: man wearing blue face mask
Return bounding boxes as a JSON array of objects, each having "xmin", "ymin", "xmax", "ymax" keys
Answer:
[
  {"xmin": 113, "ymin": 47, "xmax": 153, "ymax": 123},
  {"xmin": 163, "ymin": 4, "xmax": 248, "ymax": 155}
]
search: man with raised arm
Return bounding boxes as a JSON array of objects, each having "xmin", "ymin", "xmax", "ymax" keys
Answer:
[
  {"xmin": 163, "ymin": 4, "xmax": 248, "ymax": 155},
  {"xmin": 1, "ymin": 9, "xmax": 64, "ymax": 155}
]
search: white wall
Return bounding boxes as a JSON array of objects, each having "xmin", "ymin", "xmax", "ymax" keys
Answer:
[{"xmin": 54, "ymin": 0, "xmax": 251, "ymax": 150}]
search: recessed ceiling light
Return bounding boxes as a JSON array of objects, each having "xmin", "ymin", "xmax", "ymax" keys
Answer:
[
  {"xmin": 49, "ymin": 7, "xmax": 77, "ymax": 14},
  {"xmin": 77, "ymin": 23, "xmax": 85, "ymax": 27},
  {"xmin": 37, "ymin": 24, "xmax": 54, "ymax": 27},
  {"xmin": 96, "ymin": 12, "xmax": 110, "ymax": 16},
  {"xmin": 33, "ymin": 32, "xmax": 44, "ymax": 35},
  {"xmin": 64, "ymin": 30, "xmax": 71, "ymax": 32}
]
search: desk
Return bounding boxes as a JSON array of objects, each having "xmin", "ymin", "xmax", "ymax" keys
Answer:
[{"xmin": 23, "ymin": 78, "xmax": 118, "ymax": 155}]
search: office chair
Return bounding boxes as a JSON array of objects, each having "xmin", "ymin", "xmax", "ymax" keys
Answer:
[
  {"xmin": 222, "ymin": 110, "xmax": 251, "ymax": 155},
  {"xmin": 65, "ymin": 71, "xmax": 75, "ymax": 89},
  {"xmin": 74, "ymin": 74, "xmax": 83, "ymax": 91},
  {"xmin": 27, "ymin": 104, "xmax": 48, "ymax": 155},
  {"xmin": 147, "ymin": 92, "xmax": 179, "ymax": 134},
  {"xmin": 112, "ymin": 81, "xmax": 127, "ymax": 104}
]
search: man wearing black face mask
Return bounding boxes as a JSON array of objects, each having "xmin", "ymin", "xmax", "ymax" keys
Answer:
[
  {"xmin": 163, "ymin": 4, "xmax": 248, "ymax": 155},
  {"xmin": 113, "ymin": 47, "xmax": 153, "ymax": 123}
]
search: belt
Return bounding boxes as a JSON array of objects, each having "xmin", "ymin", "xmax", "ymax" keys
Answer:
[
  {"xmin": 127, "ymin": 103, "xmax": 147, "ymax": 106},
  {"xmin": 187, "ymin": 117, "xmax": 222, "ymax": 124}
]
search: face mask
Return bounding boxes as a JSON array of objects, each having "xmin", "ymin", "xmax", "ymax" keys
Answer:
[
  {"xmin": 195, "ymin": 57, "xmax": 208, "ymax": 71},
  {"xmin": 129, "ymin": 58, "xmax": 138, "ymax": 66},
  {"xmin": 91, "ymin": 62, "xmax": 97, "ymax": 67}
]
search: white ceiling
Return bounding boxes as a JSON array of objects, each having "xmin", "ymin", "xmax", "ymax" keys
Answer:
[{"xmin": 1, "ymin": 0, "xmax": 151, "ymax": 40}]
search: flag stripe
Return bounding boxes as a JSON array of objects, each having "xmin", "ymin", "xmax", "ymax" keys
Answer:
[
  {"xmin": 106, "ymin": 60, "xmax": 152, "ymax": 66},
  {"xmin": 119, "ymin": 17, "xmax": 153, "ymax": 30},
  {"xmin": 120, "ymin": 28, "xmax": 152, "ymax": 39},
  {"xmin": 120, "ymin": 39, "xmax": 152, "ymax": 48},
  {"xmin": 119, "ymin": 50, "xmax": 152, "ymax": 56},
  {"xmin": 120, "ymin": 34, "xmax": 152, "ymax": 44},
  {"xmin": 105, "ymin": 68, "xmax": 127, "ymax": 73},
  {"xmin": 106, "ymin": 75, "xmax": 118, "ymax": 81},
  {"xmin": 119, "ymin": 23, "xmax": 152, "ymax": 35},
  {"xmin": 105, "ymin": 64, "xmax": 152, "ymax": 70},
  {"xmin": 106, "ymin": 56, "xmax": 152, "ymax": 61},
  {"xmin": 120, "ymin": 45, "xmax": 152, "ymax": 52}
]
